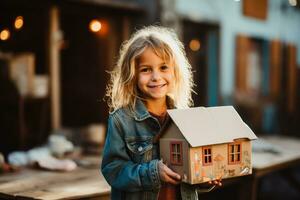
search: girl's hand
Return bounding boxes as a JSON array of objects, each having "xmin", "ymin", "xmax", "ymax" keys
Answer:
[
  {"xmin": 208, "ymin": 177, "xmax": 222, "ymax": 187},
  {"xmin": 197, "ymin": 177, "xmax": 222, "ymax": 193},
  {"xmin": 158, "ymin": 161, "xmax": 181, "ymax": 185}
]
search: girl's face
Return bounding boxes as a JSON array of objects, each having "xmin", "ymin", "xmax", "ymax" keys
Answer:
[{"xmin": 137, "ymin": 47, "xmax": 175, "ymax": 102}]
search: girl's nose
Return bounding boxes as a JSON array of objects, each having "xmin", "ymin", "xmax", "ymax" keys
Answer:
[{"xmin": 151, "ymin": 71, "xmax": 161, "ymax": 81}]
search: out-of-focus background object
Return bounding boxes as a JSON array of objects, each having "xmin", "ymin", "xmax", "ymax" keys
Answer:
[
  {"xmin": 9, "ymin": 53, "xmax": 35, "ymax": 97},
  {"xmin": 82, "ymin": 124, "xmax": 106, "ymax": 154}
]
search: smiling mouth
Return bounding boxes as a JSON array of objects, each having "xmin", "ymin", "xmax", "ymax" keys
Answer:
[{"xmin": 148, "ymin": 83, "xmax": 167, "ymax": 88}]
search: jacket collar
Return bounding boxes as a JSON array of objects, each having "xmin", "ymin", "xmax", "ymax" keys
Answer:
[
  {"xmin": 133, "ymin": 98, "xmax": 151, "ymax": 121},
  {"xmin": 132, "ymin": 96, "xmax": 175, "ymax": 121}
]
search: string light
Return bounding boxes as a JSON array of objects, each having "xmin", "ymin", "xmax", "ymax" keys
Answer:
[
  {"xmin": 0, "ymin": 29, "xmax": 10, "ymax": 41},
  {"xmin": 89, "ymin": 19, "xmax": 102, "ymax": 32},
  {"xmin": 189, "ymin": 39, "xmax": 201, "ymax": 51},
  {"xmin": 14, "ymin": 16, "xmax": 24, "ymax": 30}
]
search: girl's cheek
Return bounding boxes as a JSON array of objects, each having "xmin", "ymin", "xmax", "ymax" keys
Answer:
[
  {"xmin": 168, "ymin": 73, "xmax": 176, "ymax": 83},
  {"xmin": 168, "ymin": 79, "xmax": 175, "ymax": 91},
  {"xmin": 138, "ymin": 74, "xmax": 148, "ymax": 84}
]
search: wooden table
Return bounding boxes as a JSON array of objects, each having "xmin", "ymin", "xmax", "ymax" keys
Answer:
[
  {"xmin": 2, "ymin": 136, "xmax": 300, "ymax": 200},
  {"xmin": 0, "ymin": 156, "xmax": 111, "ymax": 200},
  {"xmin": 240, "ymin": 135, "xmax": 300, "ymax": 200}
]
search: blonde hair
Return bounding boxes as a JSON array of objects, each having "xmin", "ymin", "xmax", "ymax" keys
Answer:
[{"xmin": 106, "ymin": 25, "xmax": 194, "ymax": 112}]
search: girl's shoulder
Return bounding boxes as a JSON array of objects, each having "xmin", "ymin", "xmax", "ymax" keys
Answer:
[
  {"xmin": 107, "ymin": 106, "xmax": 137, "ymax": 132},
  {"xmin": 109, "ymin": 106, "xmax": 134, "ymax": 119}
]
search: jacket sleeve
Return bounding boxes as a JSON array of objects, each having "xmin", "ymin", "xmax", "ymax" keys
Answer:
[{"xmin": 101, "ymin": 114, "xmax": 161, "ymax": 192}]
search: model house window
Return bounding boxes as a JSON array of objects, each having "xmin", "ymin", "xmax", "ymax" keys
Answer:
[
  {"xmin": 228, "ymin": 143, "xmax": 241, "ymax": 164},
  {"xmin": 170, "ymin": 141, "xmax": 183, "ymax": 165},
  {"xmin": 202, "ymin": 146, "xmax": 212, "ymax": 166}
]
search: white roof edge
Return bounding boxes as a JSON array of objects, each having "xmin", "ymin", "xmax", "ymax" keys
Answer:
[
  {"xmin": 188, "ymin": 136, "xmax": 258, "ymax": 147},
  {"xmin": 167, "ymin": 106, "xmax": 258, "ymax": 147}
]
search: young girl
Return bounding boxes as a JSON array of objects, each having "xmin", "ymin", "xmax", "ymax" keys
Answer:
[{"xmin": 101, "ymin": 26, "xmax": 219, "ymax": 200}]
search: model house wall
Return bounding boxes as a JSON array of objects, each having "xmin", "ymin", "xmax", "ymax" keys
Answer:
[
  {"xmin": 160, "ymin": 123, "xmax": 190, "ymax": 182},
  {"xmin": 189, "ymin": 139, "xmax": 251, "ymax": 184}
]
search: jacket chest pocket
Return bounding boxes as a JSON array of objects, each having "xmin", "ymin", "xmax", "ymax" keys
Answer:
[{"xmin": 125, "ymin": 137, "xmax": 153, "ymax": 163}]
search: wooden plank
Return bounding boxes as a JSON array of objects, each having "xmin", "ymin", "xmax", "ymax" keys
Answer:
[
  {"xmin": 48, "ymin": 6, "xmax": 62, "ymax": 130},
  {"xmin": 286, "ymin": 44, "xmax": 297, "ymax": 113},
  {"xmin": 269, "ymin": 40, "xmax": 282, "ymax": 99},
  {"xmin": 122, "ymin": 16, "xmax": 130, "ymax": 41},
  {"xmin": 0, "ymin": 169, "xmax": 93, "ymax": 193},
  {"xmin": 235, "ymin": 35, "xmax": 250, "ymax": 92},
  {"xmin": 15, "ymin": 174, "xmax": 110, "ymax": 200},
  {"xmin": 252, "ymin": 136, "xmax": 300, "ymax": 171},
  {"xmin": 0, "ymin": 156, "xmax": 111, "ymax": 200},
  {"xmin": 65, "ymin": 0, "xmax": 144, "ymax": 12},
  {"xmin": 243, "ymin": 0, "xmax": 268, "ymax": 20},
  {"xmin": 242, "ymin": 136, "xmax": 300, "ymax": 200}
]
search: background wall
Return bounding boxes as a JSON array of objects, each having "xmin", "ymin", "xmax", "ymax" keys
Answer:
[{"xmin": 175, "ymin": 0, "xmax": 300, "ymax": 98}]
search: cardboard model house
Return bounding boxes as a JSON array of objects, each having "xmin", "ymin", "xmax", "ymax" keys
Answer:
[{"xmin": 159, "ymin": 106, "xmax": 257, "ymax": 184}]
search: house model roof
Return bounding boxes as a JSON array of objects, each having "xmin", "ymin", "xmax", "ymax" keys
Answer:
[{"xmin": 167, "ymin": 106, "xmax": 257, "ymax": 147}]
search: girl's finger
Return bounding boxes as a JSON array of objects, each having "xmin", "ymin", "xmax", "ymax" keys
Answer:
[
  {"xmin": 165, "ymin": 166, "xmax": 181, "ymax": 180},
  {"xmin": 165, "ymin": 175, "xmax": 181, "ymax": 185}
]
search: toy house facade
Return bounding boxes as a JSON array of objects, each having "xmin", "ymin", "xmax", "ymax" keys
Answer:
[{"xmin": 159, "ymin": 106, "xmax": 257, "ymax": 184}]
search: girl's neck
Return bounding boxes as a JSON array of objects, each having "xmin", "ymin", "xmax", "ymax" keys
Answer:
[{"xmin": 144, "ymin": 98, "xmax": 167, "ymax": 116}]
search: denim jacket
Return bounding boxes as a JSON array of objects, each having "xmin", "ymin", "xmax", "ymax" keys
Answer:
[{"xmin": 101, "ymin": 99, "xmax": 164, "ymax": 200}]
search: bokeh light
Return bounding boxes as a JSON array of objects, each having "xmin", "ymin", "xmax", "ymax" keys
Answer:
[
  {"xmin": 0, "ymin": 29, "xmax": 10, "ymax": 41},
  {"xmin": 14, "ymin": 16, "xmax": 24, "ymax": 29},
  {"xmin": 189, "ymin": 39, "xmax": 201, "ymax": 51},
  {"xmin": 89, "ymin": 19, "xmax": 102, "ymax": 32}
]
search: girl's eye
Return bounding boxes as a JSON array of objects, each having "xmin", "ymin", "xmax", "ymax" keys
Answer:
[
  {"xmin": 161, "ymin": 65, "xmax": 169, "ymax": 70},
  {"xmin": 140, "ymin": 67, "xmax": 151, "ymax": 73}
]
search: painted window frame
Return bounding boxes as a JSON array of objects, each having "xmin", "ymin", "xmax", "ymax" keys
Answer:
[
  {"xmin": 170, "ymin": 141, "xmax": 183, "ymax": 165},
  {"xmin": 228, "ymin": 142, "xmax": 242, "ymax": 165},
  {"xmin": 202, "ymin": 146, "xmax": 213, "ymax": 166}
]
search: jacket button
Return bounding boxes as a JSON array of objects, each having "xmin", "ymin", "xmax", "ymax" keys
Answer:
[{"xmin": 138, "ymin": 146, "xmax": 143, "ymax": 152}]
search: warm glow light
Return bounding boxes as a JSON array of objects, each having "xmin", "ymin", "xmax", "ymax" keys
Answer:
[
  {"xmin": 289, "ymin": 0, "xmax": 297, "ymax": 6},
  {"xmin": 89, "ymin": 20, "xmax": 102, "ymax": 32},
  {"xmin": 0, "ymin": 29, "xmax": 10, "ymax": 41},
  {"xmin": 189, "ymin": 39, "xmax": 201, "ymax": 51},
  {"xmin": 15, "ymin": 16, "xmax": 24, "ymax": 29}
]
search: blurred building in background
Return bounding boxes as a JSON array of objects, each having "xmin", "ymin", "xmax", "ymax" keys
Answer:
[
  {"xmin": 0, "ymin": 0, "xmax": 154, "ymax": 153},
  {"xmin": 165, "ymin": 0, "xmax": 300, "ymax": 138}
]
